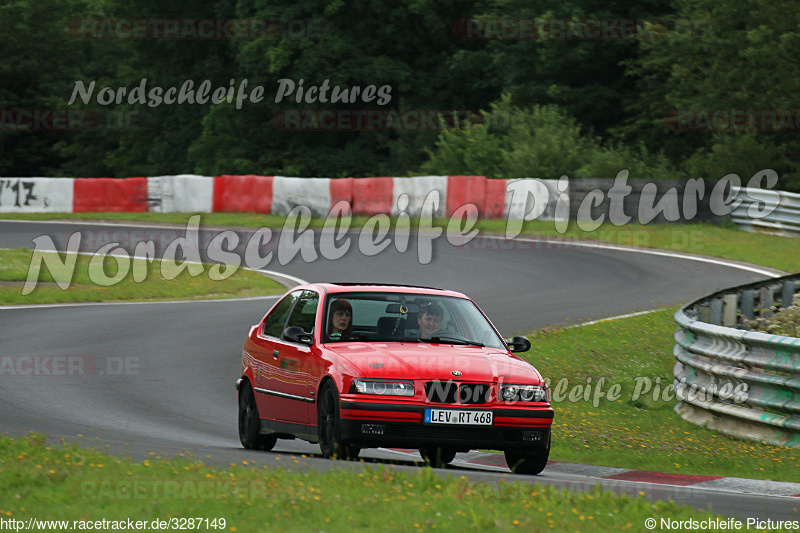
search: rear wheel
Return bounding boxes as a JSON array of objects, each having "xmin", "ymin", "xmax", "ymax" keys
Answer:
[
  {"xmin": 318, "ymin": 383, "xmax": 360, "ymax": 460},
  {"xmin": 238, "ymin": 381, "xmax": 277, "ymax": 451},
  {"xmin": 419, "ymin": 447, "xmax": 457, "ymax": 467}
]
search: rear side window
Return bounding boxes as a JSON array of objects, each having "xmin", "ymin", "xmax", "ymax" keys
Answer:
[
  {"xmin": 262, "ymin": 290, "xmax": 301, "ymax": 338},
  {"xmin": 286, "ymin": 290, "xmax": 319, "ymax": 334}
]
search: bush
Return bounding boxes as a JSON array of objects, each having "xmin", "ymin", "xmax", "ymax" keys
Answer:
[
  {"xmin": 420, "ymin": 95, "xmax": 679, "ymax": 181},
  {"xmin": 577, "ymin": 144, "xmax": 677, "ymax": 181},
  {"xmin": 682, "ymin": 133, "xmax": 789, "ymax": 183},
  {"xmin": 747, "ymin": 294, "xmax": 800, "ymax": 337}
]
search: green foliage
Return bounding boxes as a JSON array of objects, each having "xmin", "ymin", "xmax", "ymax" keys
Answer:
[
  {"xmin": 682, "ymin": 133, "xmax": 788, "ymax": 183},
  {"xmin": 627, "ymin": 0, "xmax": 800, "ymax": 188},
  {"xmin": 747, "ymin": 295, "xmax": 800, "ymax": 337},
  {"xmin": 421, "ymin": 96, "xmax": 678, "ymax": 180},
  {"xmin": 577, "ymin": 144, "xmax": 677, "ymax": 181},
  {"xmin": 0, "ymin": 0, "xmax": 89, "ymax": 175},
  {"xmin": 1, "ymin": 0, "xmax": 795, "ymax": 187}
]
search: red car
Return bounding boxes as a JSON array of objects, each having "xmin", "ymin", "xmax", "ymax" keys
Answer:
[{"xmin": 236, "ymin": 283, "xmax": 553, "ymax": 474}]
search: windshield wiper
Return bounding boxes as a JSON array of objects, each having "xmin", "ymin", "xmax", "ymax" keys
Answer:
[{"xmin": 421, "ymin": 336, "xmax": 484, "ymax": 347}]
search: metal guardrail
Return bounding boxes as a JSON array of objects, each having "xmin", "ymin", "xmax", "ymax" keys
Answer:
[
  {"xmin": 673, "ymin": 273, "xmax": 800, "ymax": 447},
  {"xmin": 732, "ymin": 187, "xmax": 800, "ymax": 237}
]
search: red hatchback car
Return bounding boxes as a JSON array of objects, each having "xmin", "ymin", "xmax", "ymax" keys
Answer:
[{"xmin": 236, "ymin": 283, "xmax": 553, "ymax": 474}]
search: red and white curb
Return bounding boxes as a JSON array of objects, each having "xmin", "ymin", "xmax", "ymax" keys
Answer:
[{"xmin": 384, "ymin": 448, "xmax": 800, "ymax": 497}]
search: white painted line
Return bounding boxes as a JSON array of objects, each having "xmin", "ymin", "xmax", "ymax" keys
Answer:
[
  {"xmin": 504, "ymin": 235, "xmax": 783, "ymax": 278},
  {"xmin": 570, "ymin": 309, "xmax": 666, "ymax": 328},
  {"xmin": 255, "ymin": 269, "xmax": 307, "ymax": 289}
]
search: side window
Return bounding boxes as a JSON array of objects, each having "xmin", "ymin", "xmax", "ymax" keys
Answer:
[
  {"xmin": 286, "ymin": 290, "xmax": 319, "ymax": 335},
  {"xmin": 262, "ymin": 291, "xmax": 302, "ymax": 338}
]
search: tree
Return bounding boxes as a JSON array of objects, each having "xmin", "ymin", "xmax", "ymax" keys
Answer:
[
  {"xmin": 189, "ymin": 0, "xmax": 497, "ymax": 177},
  {"xmin": 0, "ymin": 0, "xmax": 88, "ymax": 175},
  {"xmin": 625, "ymin": 0, "xmax": 800, "ymax": 188}
]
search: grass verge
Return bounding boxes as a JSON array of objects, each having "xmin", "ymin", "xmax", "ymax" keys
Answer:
[
  {"xmin": 0, "ymin": 248, "xmax": 285, "ymax": 305},
  {"xmin": 518, "ymin": 308, "xmax": 800, "ymax": 482},
  {"xmin": 1, "ymin": 433, "xmax": 723, "ymax": 531},
  {"xmin": 3, "ymin": 212, "xmax": 799, "ymax": 273}
]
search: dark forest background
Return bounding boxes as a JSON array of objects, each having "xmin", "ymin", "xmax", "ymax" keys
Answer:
[{"xmin": 1, "ymin": 0, "xmax": 798, "ymax": 189}]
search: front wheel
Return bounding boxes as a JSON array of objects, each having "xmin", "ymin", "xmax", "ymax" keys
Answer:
[
  {"xmin": 238, "ymin": 381, "xmax": 277, "ymax": 451},
  {"xmin": 317, "ymin": 383, "xmax": 360, "ymax": 460},
  {"xmin": 504, "ymin": 446, "xmax": 549, "ymax": 475}
]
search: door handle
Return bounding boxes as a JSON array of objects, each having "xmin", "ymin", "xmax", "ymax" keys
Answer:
[{"xmin": 272, "ymin": 350, "xmax": 280, "ymax": 358}]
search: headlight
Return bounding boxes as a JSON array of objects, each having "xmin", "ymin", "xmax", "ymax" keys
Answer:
[
  {"xmin": 500, "ymin": 384, "xmax": 548, "ymax": 403},
  {"xmin": 352, "ymin": 379, "xmax": 415, "ymax": 396}
]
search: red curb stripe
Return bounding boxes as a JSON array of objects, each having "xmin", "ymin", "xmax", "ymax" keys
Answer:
[{"xmin": 605, "ymin": 470, "xmax": 723, "ymax": 486}]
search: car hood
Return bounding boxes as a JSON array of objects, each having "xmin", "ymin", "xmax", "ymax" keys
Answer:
[{"xmin": 327, "ymin": 342, "xmax": 543, "ymax": 384}]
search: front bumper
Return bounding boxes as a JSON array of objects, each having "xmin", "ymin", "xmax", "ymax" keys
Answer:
[{"xmin": 339, "ymin": 400, "xmax": 553, "ymax": 451}]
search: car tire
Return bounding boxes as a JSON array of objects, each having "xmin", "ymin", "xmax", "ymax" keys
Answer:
[
  {"xmin": 238, "ymin": 381, "xmax": 278, "ymax": 451},
  {"xmin": 318, "ymin": 382, "xmax": 360, "ymax": 460},
  {"xmin": 504, "ymin": 445, "xmax": 550, "ymax": 475},
  {"xmin": 419, "ymin": 447, "xmax": 457, "ymax": 467}
]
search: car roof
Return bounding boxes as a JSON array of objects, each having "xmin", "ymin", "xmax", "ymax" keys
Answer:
[{"xmin": 305, "ymin": 282, "xmax": 469, "ymax": 299}]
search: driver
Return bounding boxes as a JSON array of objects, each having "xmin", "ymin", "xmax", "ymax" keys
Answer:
[
  {"xmin": 417, "ymin": 302, "xmax": 443, "ymax": 338},
  {"xmin": 328, "ymin": 299, "xmax": 353, "ymax": 340}
]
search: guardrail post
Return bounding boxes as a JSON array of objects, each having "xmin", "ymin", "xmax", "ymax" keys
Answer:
[
  {"xmin": 722, "ymin": 294, "xmax": 738, "ymax": 327},
  {"xmin": 710, "ymin": 299, "xmax": 723, "ymax": 325},
  {"xmin": 759, "ymin": 286, "xmax": 774, "ymax": 317},
  {"xmin": 741, "ymin": 290, "xmax": 755, "ymax": 321},
  {"xmin": 782, "ymin": 280, "xmax": 796, "ymax": 308}
]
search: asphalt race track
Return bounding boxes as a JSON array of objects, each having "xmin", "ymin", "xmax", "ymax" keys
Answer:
[{"xmin": 0, "ymin": 219, "xmax": 794, "ymax": 520}]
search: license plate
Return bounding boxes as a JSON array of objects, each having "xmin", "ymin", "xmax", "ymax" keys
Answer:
[{"xmin": 424, "ymin": 409, "xmax": 493, "ymax": 426}]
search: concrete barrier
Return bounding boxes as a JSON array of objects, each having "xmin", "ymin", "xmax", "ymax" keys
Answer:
[
  {"xmin": 73, "ymin": 177, "xmax": 148, "ymax": 212},
  {"xmin": 350, "ymin": 177, "xmax": 394, "ymax": 216},
  {"xmin": 213, "ymin": 175, "xmax": 274, "ymax": 213},
  {"xmin": 0, "ymin": 177, "xmax": 74, "ymax": 213},
  {"xmin": 391, "ymin": 176, "xmax": 448, "ymax": 218},
  {"xmin": 149, "ymin": 175, "xmax": 214, "ymax": 213},
  {"xmin": 271, "ymin": 176, "xmax": 333, "ymax": 217}
]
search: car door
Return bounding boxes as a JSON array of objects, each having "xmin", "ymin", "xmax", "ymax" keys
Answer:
[
  {"xmin": 262, "ymin": 289, "xmax": 319, "ymax": 425},
  {"xmin": 249, "ymin": 290, "xmax": 302, "ymax": 422}
]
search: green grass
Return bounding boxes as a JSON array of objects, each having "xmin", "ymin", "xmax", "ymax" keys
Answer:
[
  {"xmin": 517, "ymin": 308, "xmax": 800, "ymax": 482},
  {"xmin": 3, "ymin": 212, "xmax": 799, "ymax": 273},
  {"xmin": 0, "ymin": 248, "xmax": 285, "ymax": 305},
  {"xmin": 0, "ymin": 433, "xmax": 727, "ymax": 531}
]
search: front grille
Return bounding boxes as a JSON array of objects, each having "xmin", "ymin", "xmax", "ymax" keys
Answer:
[
  {"xmin": 458, "ymin": 383, "xmax": 490, "ymax": 404},
  {"xmin": 425, "ymin": 380, "xmax": 456, "ymax": 403},
  {"xmin": 424, "ymin": 381, "xmax": 490, "ymax": 404}
]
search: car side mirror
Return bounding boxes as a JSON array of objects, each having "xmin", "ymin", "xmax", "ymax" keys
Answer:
[
  {"xmin": 507, "ymin": 336, "xmax": 531, "ymax": 353},
  {"xmin": 284, "ymin": 326, "xmax": 313, "ymax": 346}
]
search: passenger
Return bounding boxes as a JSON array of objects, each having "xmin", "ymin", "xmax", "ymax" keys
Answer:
[
  {"xmin": 328, "ymin": 299, "xmax": 353, "ymax": 340},
  {"xmin": 417, "ymin": 302, "xmax": 444, "ymax": 338}
]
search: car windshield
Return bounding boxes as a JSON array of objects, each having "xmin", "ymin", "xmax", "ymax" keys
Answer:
[{"xmin": 322, "ymin": 291, "xmax": 506, "ymax": 349}]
